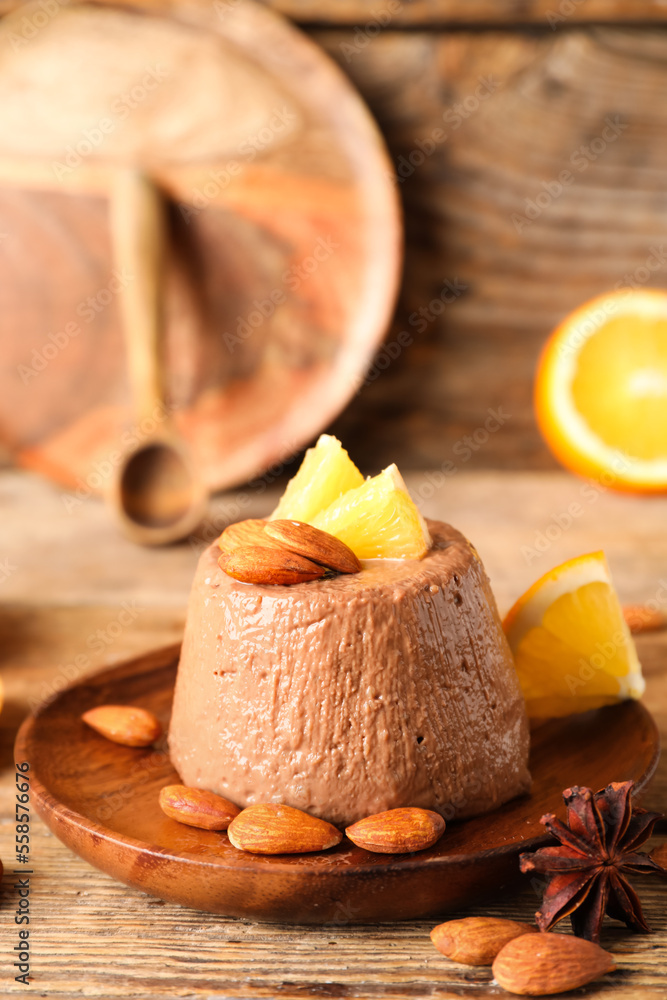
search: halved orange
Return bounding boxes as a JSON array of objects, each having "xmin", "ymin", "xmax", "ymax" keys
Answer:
[
  {"xmin": 503, "ymin": 551, "xmax": 645, "ymax": 719},
  {"xmin": 535, "ymin": 288, "xmax": 667, "ymax": 493}
]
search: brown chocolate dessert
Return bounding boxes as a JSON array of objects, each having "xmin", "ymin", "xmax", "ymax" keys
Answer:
[{"xmin": 168, "ymin": 520, "xmax": 531, "ymax": 827}]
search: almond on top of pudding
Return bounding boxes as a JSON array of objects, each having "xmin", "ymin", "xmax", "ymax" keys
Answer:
[{"xmin": 168, "ymin": 440, "xmax": 531, "ymax": 828}]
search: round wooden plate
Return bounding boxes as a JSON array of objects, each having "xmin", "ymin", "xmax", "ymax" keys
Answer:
[
  {"xmin": 15, "ymin": 645, "xmax": 660, "ymax": 924},
  {"xmin": 0, "ymin": 0, "xmax": 400, "ymax": 494}
]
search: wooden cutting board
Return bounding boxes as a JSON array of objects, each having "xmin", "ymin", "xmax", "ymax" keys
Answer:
[{"xmin": 0, "ymin": 0, "xmax": 401, "ymax": 492}]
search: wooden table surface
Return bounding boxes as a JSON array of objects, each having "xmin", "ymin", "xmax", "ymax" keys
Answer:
[{"xmin": 1, "ymin": 468, "xmax": 666, "ymax": 998}]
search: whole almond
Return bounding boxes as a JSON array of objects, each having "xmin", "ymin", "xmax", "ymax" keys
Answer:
[
  {"xmin": 492, "ymin": 933, "xmax": 615, "ymax": 995},
  {"xmin": 265, "ymin": 520, "xmax": 361, "ymax": 575},
  {"xmin": 345, "ymin": 807, "xmax": 445, "ymax": 854},
  {"xmin": 159, "ymin": 784, "xmax": 240, "ymax": 830},
  {"xmin": 227, "ymin": 803, "xmax": 342, "ymax": 854},
  {"xmin": 219, "ymin": 545, "xmax": 326, "ymax": 585},
  {"xmin": 82, "ymin": 705, "xmax": 162, "ymax": 747},
  {"xmin": 431, "ymin": 917, "xmax": 537, "ymax": 966},
  {"xmin": 623, "ymin": 603, "xmax": 667, "ymax": 633},
  {"xmin": 218, "ymin": 519, "xmax": 281, "ymax": 556}
]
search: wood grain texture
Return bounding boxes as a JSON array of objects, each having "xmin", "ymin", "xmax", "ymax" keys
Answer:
[
  {"xmin": 0, "ymin": 469, "xmax": 666, "ymax": 995},
  {"xmin": 259, "ymin": 1, "xmax": 667, "ymax": 26},
  {"xmin": 316, "ymin": 26, "xmax": 667, "ymax": 472}
]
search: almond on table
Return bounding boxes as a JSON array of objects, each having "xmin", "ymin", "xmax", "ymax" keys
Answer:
[
  {"xmin": 81, "ymin": 705, "xmax": 162, "ymax": 747},
  {"xmin": 430, "ymin": 917, "xmax": 537, "ymax": 966},
  {"xmin": 159, "ymin": 785, "xmax": 240, "ymax": 831},
  {"xmin": 492, "ymin": 932, "xmax": 616, "ymax": 996}
]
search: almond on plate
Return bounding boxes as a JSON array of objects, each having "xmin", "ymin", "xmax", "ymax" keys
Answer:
[
  {"xmin": 492, "ymin": 932, "xmax": 616, "ymax": 996},
  {"xmin": 81, "ymin": 705, "xmax": 162, "ymax": 747},
  {"xmin": 227, "ymin": 803, "xmax": 342, "ymax": 854},
  {"xmin": 345, "ymin": 807, "xmax": 445, "ymax": 854},
  {"xmin": 431, "ymin": 917, "xmax": 537, "ymax": 966},
  {"xmin": 159, "ymin": 785, "xmax": 240, "ymax": 831}
]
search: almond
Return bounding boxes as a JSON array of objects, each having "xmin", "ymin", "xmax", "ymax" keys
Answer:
[
  {"xmin": 492, "ymin": 932, "xmax": 616, "ymax": 995},
  {"xmin": 265, "ymin": 520, "xmax": 361, "ymax": 575},
  {"xmin": 219, "ymin": 546, "xmax": 327, "ymax": 585},
  {"xmin": 82, "ymin": 704, "xmax": 162, "ymax": 747},
  {"xmin": 431, "ymin": 917, "xmax": 537, "ymax": 966},
  {"xmin": 623, "ymin": 603, "xmax": 667, "ymax": 633},
  {"xmin": 345, "ymin": 807, "xmax": 445, "ymax": 854},
  {"xmin": 159, "ymin": 784, "xmax": 240, "ymax": 830},
  {"xmin": 227, "ymin": 803, "xmax": 342, "ymax": 854},
  {"xmin": 218, "ymin": 519, "xmax": 281, "ymax": 556}
]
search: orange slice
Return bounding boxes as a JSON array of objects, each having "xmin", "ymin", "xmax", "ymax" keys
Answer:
[
  {"xmin": 535, "ymin": 288, "xmax": 667, "ymax": 493},
  {"xmin": 503, "ymin": 551, "xmax": 644, "ymax": 719}
]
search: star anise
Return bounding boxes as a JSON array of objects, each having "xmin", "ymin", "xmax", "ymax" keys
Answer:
[{"xmin": 519, "ymin": 780, "xmax": 665, "ymax": 943}]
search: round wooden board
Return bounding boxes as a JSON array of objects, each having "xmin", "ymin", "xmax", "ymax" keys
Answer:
[
  {"xmin": 15, "ymin": 645, "xmax": 660, "ymax": 924},
  {"xmin": 0, "ymin": 0, "xmax": 400, "ymax": 493}
]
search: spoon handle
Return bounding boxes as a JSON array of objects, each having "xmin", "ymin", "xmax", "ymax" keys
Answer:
[{"xmin": 110, "ymin": 170, "xmax": 167, "ymax": 425}]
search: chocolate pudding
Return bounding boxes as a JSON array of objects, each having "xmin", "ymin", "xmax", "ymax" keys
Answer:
[{"xmin": 169, "ymin": 520, "xmax": 531, "ymax": 826}]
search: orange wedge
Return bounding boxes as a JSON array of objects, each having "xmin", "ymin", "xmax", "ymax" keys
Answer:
[
  {"xmin": 270, "ymin": 435, "xmax": 364, "ymax": 523},
  {"xmin": 535, "ymin": 288, "xmax": 667, "ymax": 493},
  {"xmin": 311, "ymin": 464, "xmax": 431, "ymax": 560},
  {"xmin": 503, "ymin": 551, "xmax": 644, "ymax": 719}
]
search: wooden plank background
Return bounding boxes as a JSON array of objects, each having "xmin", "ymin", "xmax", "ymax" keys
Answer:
[
  {"xmin": 265, "ymin": 1, "xmax": 667, "ymax": 26},
  {"xmin": 302, "ymin": 20, "xmax": 667, "ymax": 472}
]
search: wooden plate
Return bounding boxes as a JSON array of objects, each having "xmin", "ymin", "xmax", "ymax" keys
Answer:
[
  {"xmin": 15, "ymin": 645, "xmax": 660, "ymax": 924},
  {"xmin": 0, "ymin": 0, "xmax": 400, "ymax": 493}
]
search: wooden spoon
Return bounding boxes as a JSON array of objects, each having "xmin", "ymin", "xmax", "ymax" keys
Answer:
[{"xmin": 107, "ymin": 169, "xmax": 208, "ymax": 545}]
